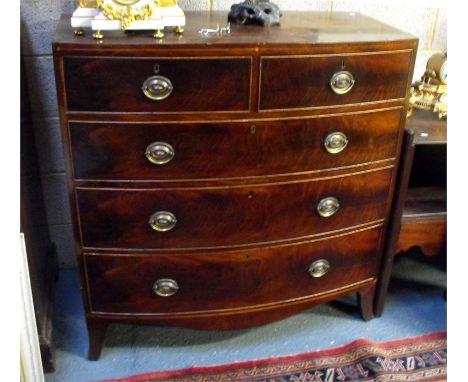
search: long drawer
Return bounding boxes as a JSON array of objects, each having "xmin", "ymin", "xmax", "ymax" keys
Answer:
[
  {"xmin": 70, "ymin": 108, "xmax": 402, "ymax": 181},
  {"xmin": 85, "ymin": 226, "xmax": 381, "ymax": 315},
  {"xmin": 259, "ymin": 51, "xmax": 412, "ymax": 110},
  {"xmin": 63, "ymin": 57, "xmax": 252, "ymax": 113},
  {"xmin": 76, "ymin": 168, "xmax": 392, "ymax": 250}
]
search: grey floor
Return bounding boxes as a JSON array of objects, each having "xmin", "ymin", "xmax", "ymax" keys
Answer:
[{"xmin": 45, "ymin": 251, "xmax": 447, "ymax": 382}]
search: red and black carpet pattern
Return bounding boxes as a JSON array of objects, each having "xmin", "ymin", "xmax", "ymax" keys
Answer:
[{"xmin": 101, "ymin": 332, "xmax": 446, "ymax": 382}]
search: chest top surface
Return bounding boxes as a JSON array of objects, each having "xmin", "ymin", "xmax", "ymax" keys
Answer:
[{"xmin": 53, "ymin": 11, "xmax": 416, "ymax": 51}]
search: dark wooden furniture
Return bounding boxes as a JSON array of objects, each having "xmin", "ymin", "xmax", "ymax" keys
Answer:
[
  {"xmin": 21, "ymin": 58, "xmax": 57, "ymax": 372},
  {"xmin": 397, "ymin": 111, "xmax": 447, "ymax": 256},
  {"xmin": 52, "ymin": 11, "xmax": 417, "ymax": 360},
  {"xmin": 375, "ymin": 109, "xmax": 446, "ymax": 316}
]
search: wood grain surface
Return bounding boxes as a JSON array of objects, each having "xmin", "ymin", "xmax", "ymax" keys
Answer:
[
  {"xmin": 54, "ymin": 12, "xmax": 415, "ymax": 50},
  {"xmin": 70, "ymin": 108, "xmax": 402, "ymax": 181},
  {"xmin": 76, "ymin": 168, "xmax": 392, "ymax": 250},
  {"xmin": 260, "ymin": 51, "xmax": 412, "ymax": 110},
  {"xmin": 84, "ymin": 226, "xmax": 381, "ymax": 315},
  {"xmin": 64, "ymin": 57, "xmax": 252, "ymax": 112}
]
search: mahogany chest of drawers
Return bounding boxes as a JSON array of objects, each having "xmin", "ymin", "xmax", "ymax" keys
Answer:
[{"xmin": 53, "ymin": 11, "xmax": 417, "ymax": 360}]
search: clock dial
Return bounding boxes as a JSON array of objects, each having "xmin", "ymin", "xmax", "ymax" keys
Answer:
[
  {"xmin": 113, "ymin": 0, "xmax": 140, "ymax": 5},
  {"xmin": 439, "ymin": 61, "xmax": 447, "ymax": 84}
]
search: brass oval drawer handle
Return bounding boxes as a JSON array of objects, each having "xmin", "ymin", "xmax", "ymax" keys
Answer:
[
  {"xmin": 330, "ymin": 70, "xmax": 355, "ymax": 95},
  {"xmin": 324, "ymin": 132, "xmax": 348, "ymax": 154},
  {"xmin": 317, "ymin": 197, "xmax": 340, "ymax": 218},
  {"xmin": 153, "ymin": 278, "xmax": 179, "ymax": 297},
  {"xmin": 149, "ymin": 211, "xmax": 177, "ymax": 232},
  {"xmin": 309, "ymin": 259, "xmax": 330, "ymax": 278},
  {"xmin": 142, "ymin": 75, "xmax": 173, "ymax": 101},
  {"xmin": 145, "ymin": 142, "xmax": 175, "ymax": 165}
]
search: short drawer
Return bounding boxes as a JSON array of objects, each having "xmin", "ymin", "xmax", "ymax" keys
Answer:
[
  {"xmin": 70, "ymin": 108, "xmax": 402, "ymax": 181},
  {"xmin": 85, "ymin": 226, "xmax": 381, "ymax": 315},
  {"xmin": 259, "ymin": 51, "xmax": 412, "ymax": 110},
  {"xmin": 76, "ymin": 168, "xmax": 392, "ymax": 250},
  {"xmin": 63, "ymin": 57, "xmax": 251, "ymax": 112}
]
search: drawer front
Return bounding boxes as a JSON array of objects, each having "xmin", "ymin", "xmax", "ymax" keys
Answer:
[
  {"xmin": 70, "ymin": 109, "xmax": 402, "ymax": 181},
  {"xmin": 63, "ymin": 57, "xmax": 251, "ymax": 112},
  {"xmin": 259, "ymin": 51, "xmax": 412, "ymax": 110},
  {"xmin": 77, "ymin": 168, "xmax": 392, "ymax": 250},
  {"xmin": 85, "ymin": 227, "xmax": 381, "ymax": 314}
]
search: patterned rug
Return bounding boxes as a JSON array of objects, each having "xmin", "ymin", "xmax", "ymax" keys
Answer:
[{"xmin": 100, "ymin": 331, "xmax": 447, "ymax": 382}]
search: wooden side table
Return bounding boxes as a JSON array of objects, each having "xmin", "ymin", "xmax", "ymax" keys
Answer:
[{"xmin": 375, "ymin": 109, "xmax": 446, "ymax": 316}]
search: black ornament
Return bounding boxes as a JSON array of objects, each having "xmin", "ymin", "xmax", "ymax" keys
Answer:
[{"xmin": 228, "ymin": 0, "xmax": 282, "ymax": 27}]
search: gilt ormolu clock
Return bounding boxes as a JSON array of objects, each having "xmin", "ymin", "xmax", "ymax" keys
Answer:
[
  {"xmin": 408, "ymin": 52, "xmax": 447, "ymax": 119},
  {"xmin": 71, "ymin": 0, "xmax": 185, "ymax": 39}
]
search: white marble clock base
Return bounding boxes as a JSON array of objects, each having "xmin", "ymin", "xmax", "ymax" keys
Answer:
[{"xmin": 71, "ymin": 6, "xmax": 185, "ymax": 33}]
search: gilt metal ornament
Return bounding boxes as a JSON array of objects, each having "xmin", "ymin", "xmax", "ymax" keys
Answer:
[
  {"xmin": 71, "ymin": 0, "xmax": 185, "ymax": 39},
  {"xmin": 408, "ymin": 52, "xmax": 447, "ymax": 119},
  {"xmin": 228, "ymin": 0, "xmax": 282, "ymax": 27}
]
